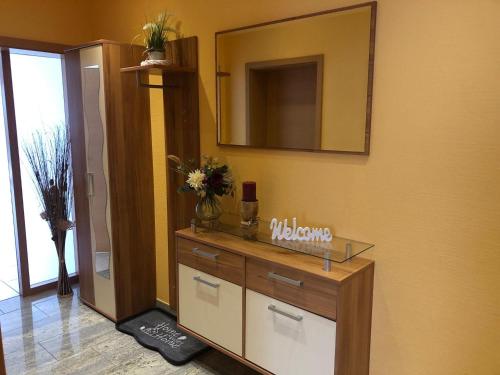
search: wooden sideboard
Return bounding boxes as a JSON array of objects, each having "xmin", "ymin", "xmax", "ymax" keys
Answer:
[{"xmin": 176, "ymin": 228, "xmax": 374, "ymax": 375}]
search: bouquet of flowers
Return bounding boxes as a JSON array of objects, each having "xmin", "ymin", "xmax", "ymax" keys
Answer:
[{"xmin": 168, "ymin": 155, "xmax": 234, "ymax": 222}]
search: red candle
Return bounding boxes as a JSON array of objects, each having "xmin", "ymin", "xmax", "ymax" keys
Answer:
[{"xmin": 242, "ymin": 181, "xmax": 257, "ymax": 202}]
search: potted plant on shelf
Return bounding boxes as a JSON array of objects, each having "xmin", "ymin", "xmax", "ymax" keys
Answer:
[
  {"xmin": 139, "ymin": 12, "xmax": 181, "ymax": 63},
  {"xmin": 168, "ymin": 155, "xmax": 234, "ymax": 226},
  {"xmin": 23, "ymin": 125, "xmax": 74, "ymax": 297}
]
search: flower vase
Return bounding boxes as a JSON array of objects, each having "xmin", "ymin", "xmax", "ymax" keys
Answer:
[
  {"xmin": 54, "ymin": 230, "xmax": 73, "ymax": 297},
  {"xmin": 196, "ymin": 195, "xmax": 222, "ymax": 227}
]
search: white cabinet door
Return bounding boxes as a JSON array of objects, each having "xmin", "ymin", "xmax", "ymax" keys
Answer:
[
  {"xmin": 178, "ymin": 264, "xmax": 243, "ymax": 355},
  {"xmin": 246, "ymin": 289, "xmax": 336, "ymax": 375}
]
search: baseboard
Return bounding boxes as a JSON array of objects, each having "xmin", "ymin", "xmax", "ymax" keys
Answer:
[{"xmin": 156, "ymin": 298, "xmax": 177, "ymax": 317}]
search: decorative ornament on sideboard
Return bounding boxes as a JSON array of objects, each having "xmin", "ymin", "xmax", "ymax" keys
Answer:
[
  {"xmin": 270, "ymin": 217, "xmax": 333, "ymax": 242},
  {"xmin": 168, "ymin": 155, "xmax": 234, "ymax": 227},
  {"xmin": 135, "ymin": 12, "xmax": 183, "ymax": 66},
  {"xmin": 240, "ymin": 181, "xmax": 259, "ymax": 240}
]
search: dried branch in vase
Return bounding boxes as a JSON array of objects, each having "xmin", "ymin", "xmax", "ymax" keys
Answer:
[{"xmin": 23, "ymin": 125, "xmax": 74, "ymax": 297}]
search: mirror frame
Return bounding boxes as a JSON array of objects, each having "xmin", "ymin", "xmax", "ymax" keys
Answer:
[{"xmin": 215, "ymin": 1, "xmax": 377, "ymax": 155}]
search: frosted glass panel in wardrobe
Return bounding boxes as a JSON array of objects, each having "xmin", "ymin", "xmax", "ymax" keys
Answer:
[{"xmin": 80, "ymin": 45, "xmax": 116, "ymax": 318}]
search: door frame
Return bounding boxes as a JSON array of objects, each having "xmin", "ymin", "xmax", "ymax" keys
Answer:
[{"xmin": 0, "ymin": 37, "xmax": 78, "ymax": 297}]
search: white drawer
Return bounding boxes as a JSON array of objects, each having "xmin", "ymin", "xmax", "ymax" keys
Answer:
[
  {"xmin": 178, "ymin": 264, "xmax": 243, "ymax": 355},
  {"xmin": 245, "ymin": 289, "xmax": 336, "ymax": 375}
]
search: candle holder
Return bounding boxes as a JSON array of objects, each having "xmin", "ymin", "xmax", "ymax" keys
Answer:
[{"xmin": 240, "ymin": 200, "xmax": 259, "ymax": 240}]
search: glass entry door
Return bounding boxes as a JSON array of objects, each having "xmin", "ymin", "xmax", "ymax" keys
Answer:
[
  {"xmin": 10, "ymin": 50, "xmax": 77, "ymax": 287},
  {"xmin": 0, "ymin": 45, "xmax": 77, "ymax": 297}
]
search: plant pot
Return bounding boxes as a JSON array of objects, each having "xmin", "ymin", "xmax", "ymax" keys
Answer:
[{"xmin": 148, "ymin": 50, "xmax": 166, "ymax": 61}]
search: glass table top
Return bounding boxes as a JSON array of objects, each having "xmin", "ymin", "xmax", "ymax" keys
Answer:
[{"xmin": 196, "ymin": 213, "xmax": 374, "ymax": 263}]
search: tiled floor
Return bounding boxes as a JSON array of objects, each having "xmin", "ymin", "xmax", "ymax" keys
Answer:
[
  {"xmin": 0, "ymin": 289, "xmax": 258, "ymax": 374},
  {"xmin": 0, "ymin": 281, "xmax": 18, "ymax": 301},
  {"xmin": 0, "ymin": 248, "xmax": 19, "ymax": 301}
]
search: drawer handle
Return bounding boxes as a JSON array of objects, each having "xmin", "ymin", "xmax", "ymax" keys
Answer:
[
  {"xmin": 192, "ymin": 247, "xmax": 219, "ymax": 261},
  {"xmin": 267, "ymin": 272, "xmax": 303, "ymax": 287},
  {"xmin": 268, "ymin": 304, "xmax": 303, "ymax": 322},
  {"xmin": 193, "ymin": 276, "xmax": 220, "ymax": 289}
]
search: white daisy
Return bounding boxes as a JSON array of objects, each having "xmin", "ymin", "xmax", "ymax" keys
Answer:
[{"xmin": 187, "ymin": 169, "xmax": 205, "ymax": 190}]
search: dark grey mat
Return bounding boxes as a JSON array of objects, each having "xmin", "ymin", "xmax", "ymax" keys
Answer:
[{"xmin": 116, "ymin": 309, "xmax": 208, "ymax": 366}]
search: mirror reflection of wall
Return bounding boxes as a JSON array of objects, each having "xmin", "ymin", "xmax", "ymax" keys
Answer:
[
  {"xmin": 82, "ymin": 66, "xmax": 112, "ymax": 280},
  {"xmin": 216, "ymin": 2, "xmax": 376, "ymax": 154}
]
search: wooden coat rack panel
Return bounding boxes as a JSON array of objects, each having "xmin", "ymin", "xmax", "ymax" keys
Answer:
[{"xmin": 121, "ymin": 36, "xmax": 200, "ymax": 310}]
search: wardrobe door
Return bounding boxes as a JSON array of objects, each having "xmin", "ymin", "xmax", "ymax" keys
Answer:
[{"xmin": 79, "ymin": 45, "xmax": 116, "ymax": 319}]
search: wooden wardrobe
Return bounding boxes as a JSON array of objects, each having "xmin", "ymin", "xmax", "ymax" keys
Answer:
[{"xmin": 65, "ymin": 40, "xmax": 156, "ymax": 321}]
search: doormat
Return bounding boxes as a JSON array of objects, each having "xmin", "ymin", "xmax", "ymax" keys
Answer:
[{"xmin": 116, "ymin": 309, "xmax": 209, "ymax": 366}]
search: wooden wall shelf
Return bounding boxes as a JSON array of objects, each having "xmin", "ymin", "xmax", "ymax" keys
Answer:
[
  {"xmin": 121, "ymin": 64, "xmax": 196, "ymax": 89},
  {"xmin": 121, "ymin": 37, "xmax": 198, "ymax": 92},
  {"xmin": 120, "ymin": 64, "xmax": 196, "ymax": 74}
]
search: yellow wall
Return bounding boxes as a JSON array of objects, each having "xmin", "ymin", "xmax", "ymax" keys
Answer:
[
  {"xmin": 148, "ymin": 74, "xmax": 169, "ymax": 304},
  {"xmin": 2, "ymin": 0, "xmax": 499, "ymax": 374},
  {"xmin": 218, "ymin": 7, "xmax": 371, "ymax": 151},
  {"xmin": 91, "ymin": 1, "xmax": 500, "ymax": 373},
  {"xmin": 0, "ymin": 0, "xmax": 94, "ymax": 45}
]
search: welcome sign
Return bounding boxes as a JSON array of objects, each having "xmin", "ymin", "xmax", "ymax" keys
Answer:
[{"xmin": 270, "ymin": 218, "xmax": 333, "ymax": 242}]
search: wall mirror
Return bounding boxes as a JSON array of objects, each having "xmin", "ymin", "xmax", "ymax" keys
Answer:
[
  {"xmin": 82, "ymin": 64, "xmax": 112, "ymax": 280},
  {"xmin": 216, "ymin": 2, "xmax": 376, "ymax": 154}
]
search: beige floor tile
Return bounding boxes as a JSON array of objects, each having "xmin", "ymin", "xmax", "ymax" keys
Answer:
[{"xmin": 0, "ymin": 288, "xmax": 258, "ymax": 374}]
